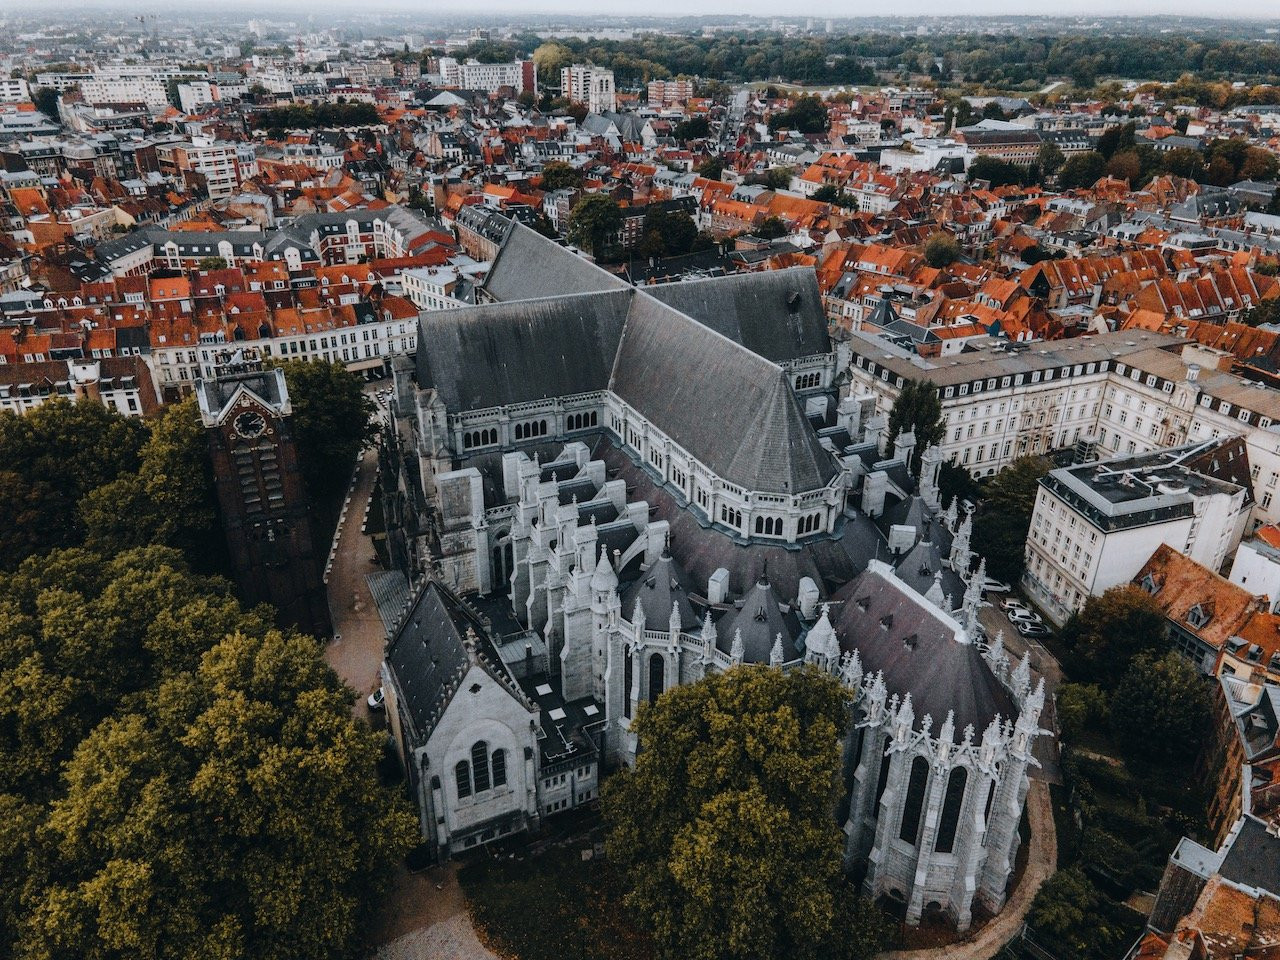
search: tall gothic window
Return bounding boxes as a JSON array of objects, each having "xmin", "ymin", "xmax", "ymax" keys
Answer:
[
  {"xmin": 455, "ymin": 760, "xmax": 471, "ymax": 798},
  {"xmin": 899, "ymin": 756, "xmax": 930, "ymax": 845},
  {"xmin": 491, "ymin": 749, "xmax": 507, "ymax": 788},
  {"xmin": 648, "ymin": 653, "xmax": 665, "ymax": 705},
  {"xmin": 624, "ymin": 651, "xmax": 633, "ymax": 719},
  {"xmin": 872, "ymin": 737, "xmax": 892, "ymax": 817},
  {"xmin": 935, "ymin": 767, "xmax": 968, "ymax": 854},
  {"xmin": 471, "ymin": 741, "xmax": 491, "ymax": 793}
]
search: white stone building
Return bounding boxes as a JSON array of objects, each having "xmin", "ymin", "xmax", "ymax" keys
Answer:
[
  {"xmin": 376, "ymin": 223, "xmax": 1050, "ymax": 929},
  {"xmin": 561, "ymin": 64, "xmax": 616, "ymax": 115},
  {"xmin": 1023, "ymin": 440, "xmax": 1253, "ymax": 626}
]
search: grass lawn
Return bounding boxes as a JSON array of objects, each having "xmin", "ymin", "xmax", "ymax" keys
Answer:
[{"xmin": 459, "ymin": 845, "xmax": 653, "ymax": 960}]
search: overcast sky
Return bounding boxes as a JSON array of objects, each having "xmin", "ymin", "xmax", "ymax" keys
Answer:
[{"xmin": 37, "ymin": 0, "xmax": 1280, "ymax": 16}]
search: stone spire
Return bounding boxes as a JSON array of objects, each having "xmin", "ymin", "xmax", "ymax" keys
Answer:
[
  {"xmin": 631, "ymin": 598, "xmax": 646, "ymax": 635},
  {"xmin": 730, "ymin": 628, "xmax": 745, "ymax": 664},
  {"xmin": 669, "ymin": 601, "xmax": 681, "ymax": 641},
  {"xmin": 590, "ymin": 544, "xmax": 617, "ymax": 593},
  {"xmin": 804, "ymin": 603, "xmax": 839, "ymax": 669},
  {"xmin": 1012, "ymin": 652, "xmax": 1032, "ymax": 703},
  {"xmin": 770, "ymin": 633, "xmax": 784, "ymax": 667},
  {"xmin": 840, "ymin": 649, "xmax": 863, "ymax": 689},
  {"xmin": 925, "ymin": 570, "xmax": 946, "ymax": 608},
  {"xmin": 949, "ymin": 507, "xmax": 972, "ymax": 573},
  {"xmin": 919, "ymin": 443, "xmax": 943, "ymax": 511},
  {"xmin": 701, "ymin": 611, "xmax": 717, "ymax": 663},
  {"xmin": 943, "ymin": 496, "xmax": 958, "ymax": 532}
]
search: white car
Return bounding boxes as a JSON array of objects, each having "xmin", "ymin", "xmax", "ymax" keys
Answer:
[
  {"xmin": 367, "ymin": 687, "xmax": 385, "ymax": 710},
  {"xmin": 1000, "ymin": 597, "xmax": 1030, "ymax": 613},
  {"xmin": 982, "ymin": 578, "xmax": 1012, "ymax": 594},
  {"xmin": 1007, "ymin": 608, "xmax": 1043, "ymax": 625}
]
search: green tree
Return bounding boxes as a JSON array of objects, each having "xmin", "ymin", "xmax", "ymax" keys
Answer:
[
  {"xmin": 754, "ymin": 216, "xmax": 788, "ymax": 240},
  {"xmin": 1105, "ymin": 149, "xmax": 1142, "ymax": 186},
  {"xmin": 32, "ymin": 86, "xmax": 59, "ymax": 118},
  {"xmin": 1029, "ymin": 868, "xmax": 1105, "ymax": 958},
  {"xmin": 885, "ymin": 379, "xmax": 945, "ymax": 476},
  {"xmin": 0, "ymin": 400, "xmax": 147, "ymax": 567},
  {"xmin": 604, "ymin": 666, "xmax": 890, "ymax": 960},
  {"xmin": 16, "ymin": 627, "xmax": 415, "ymax": 960},
  {"xmin": 673, "ymin": 116, "xmax": 710, "ymax": 141},
  {"xmin": 1109, "ymin": 652, "xmax": 1210, "ymax": 763},
  {"xmin": 767, "ymin": 95, "xmax": 828, "ymax": 134},
  {"xmin": 80, "ymin": 398, "xmax": 221, "ymax": 570},
  {"xmin": 923, "ymin": 232, "xmax": 962, "ymax": 267},
  {"xmin": 197, "ymin": 256, "xmax": 229, "ymax": 271},
  {"xmin": 696, "ymin": 156, "xmax": 726, "ymax": 181},
  {"xmin": 1055, "ymin": 682, "xmax": 1109, "ymax": 743},
  {"xmin": 811, "ymin": 184, "xmax": 858, "ymax": 209},
  {"xmin": 639, "ymin": 206, "xmax": 699, "ymax": 259},
  {"xmin": 1059, "ymin": 151, "xmax": 1107, "ymax": 189},
  {"xmin": 532, "ymin": 41, "xmax": 573, "ymax": 87},
  {"xmin": 1037, "ymin": 140, "xmax": 1066, "ymax": 177},
  {"xmin": 266, "ymin": 360, "xmax": 377, "ymax": 505},
  {"xmin": 1160, "ymin": 147, "xmax": 1204, "ymax": 181},
  {"xmin": 566, "ymin": 193, "xmax": 624, "ymax": 257},
  {"xmin": 1059, "ymin": 585, "xmax": 1168, "ymax": 684},
  {"xmin": 540, "ymin": 160, "xmax": 582, "ymax": 192},
  {"xmin": 971, "ymin": 456, "xmax": 1051, "ymax": 584},
  {"xmin": 968, "ymin": 156, "xmax": 1025, "ymax": 188}
]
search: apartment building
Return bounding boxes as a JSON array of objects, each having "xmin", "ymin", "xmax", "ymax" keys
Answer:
[
  {"xmin": 1023, "ymin": 441, "xmax": 1252, "ymax": 626},
  {"xmin": 647, "ymin": 78, "xmax": 694, "ymax": 106},
  {"xmin": 0, "ymin": 79, "xmax": 30, "ymax": 104},
  {"xmin": 0, "ymin": 356, "xmax": 160, "ymax": 417},
  {"xmin": 846, "ymin": 330, "xmax": 1280, "ymax": 526},
  {"xmin": 439, "ymin": 58, "xmax": 535, "ymax": 95},
  {"xmin": 561, "ymin": 64, "xmax": 616, "ymax": 114},
  {"xmin": 81, "ymin": 65, "xmax": 196, "ymax": 110},
  {"xmin": 156, "ymin": 137, "xmax": 243, "ymax": 199}
]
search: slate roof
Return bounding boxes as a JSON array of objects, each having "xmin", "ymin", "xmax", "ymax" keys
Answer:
[
  {"xmin": 832, "ymin": 565, "xmax": 1016, "ymax": 733},
  {"xmin": 609, "ymin": 293, "xmax": 838, "ymax": 495},
  {"xmin": 1218, "ymin": 815, "xmax": 1280, "ymax": 894},
  {"xmin": 482, "ymin": 221, "xmax": 629, "ymax": 303},
  {"xmin": 599, "ymin": 438, "xmax": 882, "ymax": 599},
  {"xmin": 415, "ymin": 288, "xmax": 632, "ymax": 410},
  {"xmin": 620, "ymin": 552, "xmax": 700, "ymax": 631},
  {"xmin": 715, "ymin": 577, "xmax": 803, "ymax": 662},
  {"xmin": 384, "ymin": 579, "xmax": 523, "ymax": 745},
  {"xmin": 645, "ymin": 267, "xmax": 831, "ymax": 362}
]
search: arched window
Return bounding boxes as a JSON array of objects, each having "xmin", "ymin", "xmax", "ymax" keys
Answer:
[
  {"xmin": 936, "ymin": 767, "xmax": 968, "ymax": 854},
  {"xmin": 486, "ymin": 428, "xmax": 496, "ymax": 445},
  {"xmin": 590, "ymin": 411, "xmax": 598, "ymax": 426},
  {"xmin": 872, "ymin": 736, "xmax": 892, "ymax": 817},
  {"xmin": 491, "ymin": 749, "xmax": 507, "ymax": 788},
  {"xmin": 514, "ymin": 423, "xmax": 524, "ymax": 441},
  {"xmin": 648, "ymin": 653, "xmax": 665, "ymax": 704},
  {"xmin": 755, "ymin": 516, "xmax": 764, "ymax": 534},
  {"xmin": 624, "ymin": 651, "xmax": 633, "ymax": 719},
  {"xmin": 471, "ymin": 741, "xmax": 491, "ymax": 793},
  {"xmin": 899, "ymin": 756, "xmax": 930, "ymax": 845},
  {"xmin": 455, "ymin": 760, "xmax": 472, "ymax": 798}
]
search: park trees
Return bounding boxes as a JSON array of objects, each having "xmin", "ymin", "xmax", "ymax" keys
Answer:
[
  {"xmin": 1109, "ymin": 652, "xmax": 1210, "ymax": 762},
  {"xmin": 0, "ymin": 546, "xmax": 416, "ymax": 960},
  {"xmin": 1058, "ymin": 151, "xmax": 1107, "ymax": 189},
  {"xmin": 539, "ymin": 160, "xmax": 582, "ymax": 192},
  {"xmin": 604, "ymin": 666, "xmax": 889, "ymax": 960}
]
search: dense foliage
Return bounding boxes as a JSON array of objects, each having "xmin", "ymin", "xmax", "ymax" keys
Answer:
[
  {"xmin": 0, "ymin": 546, "xmax": 416, "ymax": 959},
  {"xmin": 604, "ymin": 666, "xmax": 890, "ymax": 960},
  {"xmin": 971, "ymin": 456, "xmax": 1052, "ymax": 584},
  {"xmin": 266, "ymin": 359, "xmax": 378, "ymax": 505},
  {"xmin": 885, "ymin": 379, "xmax": 945, "ymax": 477},
  {"xmin": 566, "ymin": 193, "xmax": 624, "ymax": 256},
  {"xmin": 1059, "ymin": 585, "xmax": 1168, "ymax": 683},
  {"xmin": 250, "ymin": 102, "xmax": 380, "ymax": 131}
]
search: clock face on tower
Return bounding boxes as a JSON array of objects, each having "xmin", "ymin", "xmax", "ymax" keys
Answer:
[{"xmin": 233, "ymin": 410, "xmax": 267, "ymax": 439}]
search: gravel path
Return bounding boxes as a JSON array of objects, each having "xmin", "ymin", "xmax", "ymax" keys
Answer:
[{"xmin": 373, "ymin": 915, "xmax": 499, "ymax": 960}]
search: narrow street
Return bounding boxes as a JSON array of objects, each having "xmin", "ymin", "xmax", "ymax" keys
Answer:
[{"xmin": 321, "ymin": 419, "xmax": 496, "ymax": 960}]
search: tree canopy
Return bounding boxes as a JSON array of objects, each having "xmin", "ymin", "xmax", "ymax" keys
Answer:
[
  {"xmin": 923, "ymin": 232, "xmax": 963, "ymax": 267},
  {"xmin": 886, "ymin": 379, "xmax": 945, "ymax": 476},
  {"xmin": 566, "ymin": 193, "xmax": 624, "ymax": 257},
  {"xmin": 0, "ymin": 546, "xmax": 416, "ymax": 959},
  {"xmin": 1059, "ymin": 585, "xmax": 1168, "ymax": 684},
  {"xmin": 604, "ymin": 666, "xmax": 889, "ymax": 960},
  {"xmin": 971, "ymin": 456, "xmax": 1052, "ymax": 584},
  {"xmin": 539, "ymin": 160, "xmax": 582, "ymax": 192},
  {"xmin": 266, "ymin": 360, "xmax": 377, "ymax": 505},
  {"xmin": 1109, "ymin": 652, "xmax": 1210, "ymax": 762},
  {"xmin": 767, "ymin": 96, "xmax": 829, "ymax": 134}
]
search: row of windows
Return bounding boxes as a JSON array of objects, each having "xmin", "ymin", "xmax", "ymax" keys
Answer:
[
  {"xmin": 455, "ymin": 740, "xmax": 507, "ymax": 798},
  {"xmin": 794, "ymin": 371, "xmax": 822, "ymax": 390},
  {"xmin": 463, "ymin": 428, "xmax": 497, "ymax": 450},
  {"xmin": 566, "ymin": 411, "xmax": 598, "ymax": 431},
  {"xmin": 513, "ymin": 419, "xmax": 548, "ymax": 441}
]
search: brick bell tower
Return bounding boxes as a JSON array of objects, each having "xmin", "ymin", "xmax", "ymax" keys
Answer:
[{"xmin": 196, "ymin": 348, "xmax": 332, "ymax": 638}]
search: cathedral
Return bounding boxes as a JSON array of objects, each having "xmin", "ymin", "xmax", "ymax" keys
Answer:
[{"xmin": 379, "ymin": 223, "xmax": 1048, "ymax": 930}]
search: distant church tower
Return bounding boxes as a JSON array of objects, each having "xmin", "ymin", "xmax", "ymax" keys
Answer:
[{"xmin": 196, "ymin": 349, "xmax": 332, "ymax": 638}]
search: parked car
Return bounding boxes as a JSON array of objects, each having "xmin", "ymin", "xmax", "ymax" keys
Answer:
[
  {"xmin": 1016, "ymin": 620, "xmax": 1051, "ymax": 638},
  {"xmin": 1007, "ymin": 608, "xmax": 1042, "ymax": 625},
  {"xmin": 367, "ymin": 687, "xmax": 385, "ymax": 710},
  {"xmin": 982, "ymin": 578, "xmax": 1013, "ymax": 594},
  {"xmin": 1000, "ymin": 597, "xmax": 1030, "ymax": 613}
]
